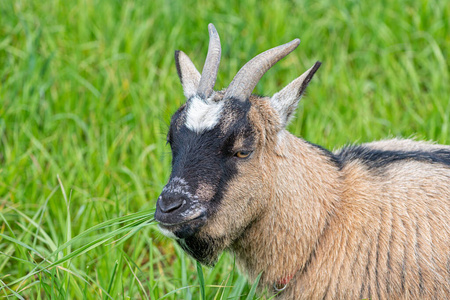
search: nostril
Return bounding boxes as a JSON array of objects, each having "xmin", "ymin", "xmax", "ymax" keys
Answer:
[{"xmin": 158, "ymin": 194, "xmax": 185, "ymax": 213}]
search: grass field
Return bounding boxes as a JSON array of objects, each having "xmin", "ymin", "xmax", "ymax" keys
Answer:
[{"xmin": 0, "ymin": 0, "xmax": 449, "ymax": 298}]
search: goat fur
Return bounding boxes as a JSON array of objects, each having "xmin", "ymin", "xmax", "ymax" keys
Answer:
[{"xmin": 231, "ymin": 100, "xmax": 450, "ymax": 298}]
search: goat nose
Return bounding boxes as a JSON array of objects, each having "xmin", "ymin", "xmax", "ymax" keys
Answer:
[{"xmin": 158, "ymin": 193, "xmax": 186, "ymax": 213}]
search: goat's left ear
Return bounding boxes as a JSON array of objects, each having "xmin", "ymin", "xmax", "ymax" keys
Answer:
[
  {"xmin": 270, "ymin": 61, "xmax": 321, "ymax": 127},
  {"xmin": 175, "ymin": 50, "xmax": 202, "ymax": 99}
]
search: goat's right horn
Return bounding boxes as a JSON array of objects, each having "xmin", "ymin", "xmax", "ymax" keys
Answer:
[
  {"xmin": 197, "ymin": 23, "xmax": 221, "ymax": 100},
  {"xmin": 224, "ymin": 39, "xmax": 300, "ymax": 102}
]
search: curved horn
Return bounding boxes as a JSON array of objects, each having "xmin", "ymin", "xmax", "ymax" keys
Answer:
[
  {"xmin": 224, "ymin": 39, "xmax": 300, "ymax": 102},
  {"xmin": 197, "ymin": 23, "xmax": 221, "ymax": 100}
]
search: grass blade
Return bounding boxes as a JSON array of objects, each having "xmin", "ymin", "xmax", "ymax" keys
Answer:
[
  {"xmin": 245, "ymin": 273, "xmax": 262, "ymax": 300},
  {"xmin": 196, "ymin": 261, "xmax": 206, "ymax": 300}
]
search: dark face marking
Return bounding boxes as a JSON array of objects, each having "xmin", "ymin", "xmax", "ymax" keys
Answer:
[
  {"xmin": 177, "ymin": 234, "xmax": 225, "ymax": 266},
  {"xmin": 155, "ymin": 98, "xmax": 255, "ymax": 253},
  {"xmin": 337, "ymin": 146, "xmax": 450, "ymax": 171}
]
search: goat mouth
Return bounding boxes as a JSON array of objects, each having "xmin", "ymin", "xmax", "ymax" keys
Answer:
[
  {"xmin": 157, "ymin": 211, "xmax": 207, "ymax": 239},
  {"xmin": 157, "ymin": 209, "xmax": 206, "ymax": 226}
]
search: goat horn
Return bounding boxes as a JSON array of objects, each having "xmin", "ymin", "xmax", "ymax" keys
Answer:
[
  {"xmin": 197, "ymin": 23, "xmax": 221, "ymax": 100},
  {"xmin": 224, "ymin": 39, "xmax": 300, "ymax": 102}
]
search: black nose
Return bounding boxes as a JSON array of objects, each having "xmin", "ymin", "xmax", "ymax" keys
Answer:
[{"xmin": 158, "ymin": 193, "xmax": 186, "ymax": 213}]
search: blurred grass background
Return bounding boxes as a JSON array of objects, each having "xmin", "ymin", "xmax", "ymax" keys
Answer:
[{"xmin": 0, "ymin": 0, "xmax": 449, "ymax": 298}]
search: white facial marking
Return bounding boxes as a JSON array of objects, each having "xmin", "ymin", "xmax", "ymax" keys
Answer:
[
  {"xmin": 157, "ymin": 224, "xmax": 179, "ymax": 239},
  {"xmin": 171, "ymin": 177, "xmax": 187, "ymax": 185},
  {"xmin": 185, "ymin": 96, "xmax": 223, "ymax": 133},
  {"xmin": 180, "ymin": 206, "xmax": 205, "ymax": 219},
  {"xmin": 162, "ymin": 177, "xmax": 195, "ymax": 199}
]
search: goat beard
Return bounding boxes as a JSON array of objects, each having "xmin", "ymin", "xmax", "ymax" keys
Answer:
[{"xmin": 177, "ymin": 234, "xmax": 226, "ymax": 267}]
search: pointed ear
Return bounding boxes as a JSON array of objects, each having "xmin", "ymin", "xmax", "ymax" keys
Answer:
[
  {"xmin": 270, "ymin": 61, "xmax": 321, "ymax": 127},
  {"xmin": 175, "ymin": 50, "xmax": 201, "ymax": 99}
]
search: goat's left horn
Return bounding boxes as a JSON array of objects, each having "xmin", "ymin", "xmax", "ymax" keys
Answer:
[
  {"xmin": 197, "ymin": 23, "xmax": 221, "ymax": 100},
  {"xmin": 224, "ymin": 39, "xmax": 300, "ymax": 102}
]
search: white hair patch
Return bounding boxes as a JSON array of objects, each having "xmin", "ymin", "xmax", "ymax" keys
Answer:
[
  {"xmin": 185, "ymin": 96, "xmax": 223, "ymax": 133},
  {"xmin": 157, "ymin": 224, "xmax": 179, "ymax": 240}
]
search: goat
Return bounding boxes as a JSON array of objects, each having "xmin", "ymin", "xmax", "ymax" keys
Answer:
[{"xmin": 154, "ymin": 24, "xmax": 450, "ymax": 299}]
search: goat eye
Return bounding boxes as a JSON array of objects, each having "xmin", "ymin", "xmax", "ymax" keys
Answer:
[{"xmin": 235, "ymin": 150, "xmax": 252, "ymax": 159}]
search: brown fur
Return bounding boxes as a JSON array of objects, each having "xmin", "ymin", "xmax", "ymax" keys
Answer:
[{"xmin": 189, "ymin": 97, "xmax": 450, "ymax": 299}]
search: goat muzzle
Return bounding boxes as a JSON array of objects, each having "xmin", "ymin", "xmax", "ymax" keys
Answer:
[{"xmin": 154, "ymin": 190, "xmax": 207, "ymax": 239}]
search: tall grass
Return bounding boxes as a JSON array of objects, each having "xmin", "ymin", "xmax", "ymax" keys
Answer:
[{"xmin": 0, "ymin": 0, "xmax": 449, "ymax": 298}]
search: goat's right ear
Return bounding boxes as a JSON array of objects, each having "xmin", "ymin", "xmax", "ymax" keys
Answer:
[
  {"xmin": 175, "ymin": 50, "xmax": 201, "ymax": 99},
  {"xmin": 270, "ymin": 61, "xmax": 321, "ymax": 128}
]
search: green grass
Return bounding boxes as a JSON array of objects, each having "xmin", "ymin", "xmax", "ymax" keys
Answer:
[{"xmin": 0, "ymin": 0, "xmax": 449, "ymax": 298}]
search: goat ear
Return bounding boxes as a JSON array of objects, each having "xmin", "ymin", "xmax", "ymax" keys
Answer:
[
  {"xmin": 175, "ymin": 50, "xmax": 201, "ymax": 99},
  {"xmin": 270, "ymin": 61, "xmax": 321, "ymax": 127}
]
